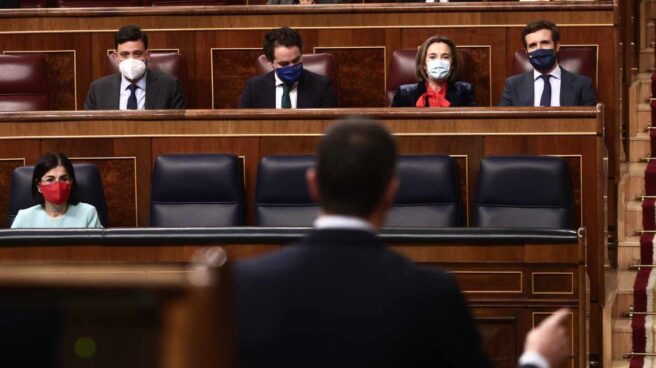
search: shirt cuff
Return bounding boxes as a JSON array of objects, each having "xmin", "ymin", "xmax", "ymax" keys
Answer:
[{"xmin": 518, "ymin": 351, "xmax": 550, "ymax": 368}]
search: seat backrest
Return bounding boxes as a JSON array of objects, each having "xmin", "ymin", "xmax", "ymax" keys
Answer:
[
  {"xmin": 8, "ymin": 163, "xmax": 108, "ymax": 227},
  {"xmin": 385, "ymin": 155, "xmax": 461, "ymax": 228},
  {"xmin": 386, "ymin": 48, "xmax": 478, "ymax": 106},
  {"xmin": 511, "ymin": 46, "xmax": 597, "ymax": 85},
  {"xmin": 150, "ymin": 154, "xmax": 244, "ymax": 227},
  {"xmin": 106, "ymin": 52, "xmax": 189, "ymax": 96},
  {"xmin": 55, "ymin": 0, "xmax": 140, "ymax": 6},
  {"xmin": 474, "ymin": 156, "xmax": 573, "ymax": 229},
  {"xmin": 0, "ymin": 54, "xmax": 50, "ymax": 112},
  {"xmin": 255, "ymin": 155, "xmax": 318, "ymax": 227},
  {"xmin": 255, "ymin": 53, "xmax": 340, "ymax": 104}
]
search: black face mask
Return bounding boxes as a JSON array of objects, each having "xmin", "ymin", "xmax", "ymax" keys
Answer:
[{"xmin": 528, "ymin": 48, "xmax": 557, "ymax": 72}]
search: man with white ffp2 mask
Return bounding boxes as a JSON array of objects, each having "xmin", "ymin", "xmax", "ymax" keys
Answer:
[{"xmin": 84, "ymin": 25, "xmax": 186, "ymax": 110}]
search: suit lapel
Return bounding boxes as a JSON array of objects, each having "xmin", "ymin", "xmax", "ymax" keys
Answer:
[
  {"xmin": 519, "ymin": 72, "xmax": 534, "ymax": 106},
  {"xmin": 145, "ymin": 71, "xmax": 158, "ymax": 109},
  {"xmin": 264, "ymin": 72, "xmax": 276, "ymax": 108},
  {"xmin": 559, "ymin": 68, "xmax": 574, "ymax": 106},
  {"xmin": 110, "ymin": 74, "xmax": 122, "ymax": 109},
  {"xmin": 296, "ymin": 70, "xmax": 309, "ymax": 108}
]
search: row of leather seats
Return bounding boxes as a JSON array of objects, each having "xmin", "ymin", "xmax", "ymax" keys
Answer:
[
  {"xmin": 0, "ymin": 46, "xmax": 596, "ymax": 111},
  {"xmin": 19, "ymin": 0, "xmax": 226, "ymax": 7},
  {"xmin": 7, "ymin": 154, "xmax": 574, "ymax": 229}
]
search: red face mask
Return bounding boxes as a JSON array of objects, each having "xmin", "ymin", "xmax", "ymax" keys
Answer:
[{"xmin": 39, "ymin": 181, "xmax": 72, "ymax": 205}]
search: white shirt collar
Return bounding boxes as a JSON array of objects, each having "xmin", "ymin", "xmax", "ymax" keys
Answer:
[
  {"xmin": 274, "ymin": 70, "xmax": 298, "ymax": 88},
  {"xmin": 533, "ymin": 64, "xmax": 561, "ymax": 80},
  {"xmin": 120, "ymin": 71, "xmax": 147, "ymax": 91},
  {"xmin": 313, "ymin": 215, "xmax": 376, "ymax": 233}
]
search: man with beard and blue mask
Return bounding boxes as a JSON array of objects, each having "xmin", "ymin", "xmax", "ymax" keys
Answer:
[
  {"xmin": 84, "ymin": 25, "xmax": 186, "ymax": 110},
  {"xmin": 238, "ymin": 27, "xmax": 337, "ymax": 109},
  {"xmin": 499, "ymin": 20, "xmax": 597, "ymax": 107}
]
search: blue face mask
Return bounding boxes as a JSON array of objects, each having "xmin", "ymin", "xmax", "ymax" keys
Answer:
[
  {"xmin": 528, "ymin": 48, "xmax": 557, "ymax": 72},
  {"xmin": 276, "ymin": 63, "xmax": 303, "ymax": 85}
]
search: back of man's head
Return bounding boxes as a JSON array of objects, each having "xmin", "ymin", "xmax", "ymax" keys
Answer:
[{"xmin": 316, "ymin": 118, "xmax": 397, "ymax": 218}]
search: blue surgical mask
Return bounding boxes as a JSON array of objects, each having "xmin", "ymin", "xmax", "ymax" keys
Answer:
[
  {"xmin": 426, "ymin": 59, "xmax": 450, "ymax": 81},
  {"xmin": 528, "ymin": 48, "xmax": 557, "ymax": 72},
  {"xmin": 276, "ymin": 63, "xmax": 303, "ymax": 85}
]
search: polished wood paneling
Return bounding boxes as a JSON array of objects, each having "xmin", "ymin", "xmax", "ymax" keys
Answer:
[
  {"xmin": 71, "ymin": 157, "xmax": 137, "ymax": 227},
  {"xmin": 0, "ymin": 160, "xmax": 26, "ymax": 227},
  {"xmin": 315, "ymin": 47, "xmax": 386, "ymax": 107},
  {"xmin": 212, "ymin": 49, "xmax": 262, "ymax": 109}
]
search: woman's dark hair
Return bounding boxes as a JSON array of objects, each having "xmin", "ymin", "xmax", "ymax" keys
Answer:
[
  {"xmin": 415, "ymin": 35, "xmax": 462, "ymax": 84},
  {"xmin": 263, "ymin": 27, "xmax": 303, "ymax": 62},
  {"xmin": 31, "ymin": 153, "xmax": 79, "ymax": 206}
]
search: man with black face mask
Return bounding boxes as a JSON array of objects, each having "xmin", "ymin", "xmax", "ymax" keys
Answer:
[
  {"xmin": 499, "ymin": 20, "xmax": 597, "ymax": 107},
  {"xmin": 238, "ymin": 27, "xmax": 337, "ymax": 109}
]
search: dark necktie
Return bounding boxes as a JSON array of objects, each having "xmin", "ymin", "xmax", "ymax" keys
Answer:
[
  {"xmin": 281, "ymin": 84, "xmax": 292, "ymax": 109},
  {"xmin": 127, "ymin": 83, "xmax": 138, "ymax": 110},
  {"xmin": 539, "ymin": 74, "xmax": 552, "ymax": 107}
]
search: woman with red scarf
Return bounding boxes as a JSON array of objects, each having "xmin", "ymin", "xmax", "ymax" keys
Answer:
[
  {"xmin": 11, "ymin": 153, "xmax": 102, "ymax": 228},
  {"xmin": 392, "ymin": 35, "xmax": 475, "ymax": 108}
]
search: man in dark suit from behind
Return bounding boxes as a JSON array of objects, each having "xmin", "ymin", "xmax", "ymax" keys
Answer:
[
  {"xmin": 84, "ymin": 25, "xmax": 185, "ymax": 110},
  {"xmin": 238, "ymin": 27, "xmax": 337, "ymax": 109},
  {"xmin": 499, "ymin": 19, "xmax": 597, "ymax": 107},
  {"xmin": 232, "ymin": 118, "xmax": 569, "ymax": 368}
]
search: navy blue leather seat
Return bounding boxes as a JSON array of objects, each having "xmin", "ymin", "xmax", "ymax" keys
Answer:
[
  {"xmin": 255, "ymin": 155, "xmax": 318, "ymax": 227},
  {"xmin": 474, "ymin": 156, "xmax": 573, "ymax": 229},
  {"xmin": 8, "ymin": 163, "xmax": 108, "ymax": 226},
  {"xmin": 150, "ymin": 154, "xmax": 244, "ymax": 227},
  {"xmin": 386, "ymin": 155, "xmax": 461, "ymax": 228}
]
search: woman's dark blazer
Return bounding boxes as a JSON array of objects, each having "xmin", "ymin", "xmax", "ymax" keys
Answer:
[{"xmin": 391, "ymin": 81, "xmax": 476, "ymax": 107}]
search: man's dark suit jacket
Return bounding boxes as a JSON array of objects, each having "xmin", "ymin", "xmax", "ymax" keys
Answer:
[
  {"xmin": 391, "ymin": 81, "xmax": 476, "ymax": 107},
  {"xmin": 232, "ymin": 229, "xmax": 491, "ymax": 367},
  {"xmin": 84, "ymin": 70, "xmax": 186, "ymax": 110},
  {"xmin": 498, "ymin": 67, "xmax": 597, "ymax": 106},
  {"xmin": 238, "ymin": 69, "xmax": 337, "ymax": 108}
]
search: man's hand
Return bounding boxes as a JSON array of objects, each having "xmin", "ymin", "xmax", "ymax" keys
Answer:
[{"xmin": 524, "ymin": 308, "xmax": 570, "ymax": 368}]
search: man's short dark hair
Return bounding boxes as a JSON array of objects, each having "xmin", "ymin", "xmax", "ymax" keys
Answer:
[
  {"xmin": 521, "ymin": 20, "xmax": 560, "ymax": 49},
  {"xmin": 263, "ymin": 27, "xmax": 303, "ymax": 62},
  {"xmin": 115, "ymin": 25, "xmax": 149, "ymax": 49},
  {"xmin": 316, "ymin": 118, "xmax": 397, "ymax": 218}
]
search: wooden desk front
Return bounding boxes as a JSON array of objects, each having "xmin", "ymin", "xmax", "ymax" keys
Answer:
[{"xmin": 0, "ymin": 227, "xmax": 584, "ymax": 367}]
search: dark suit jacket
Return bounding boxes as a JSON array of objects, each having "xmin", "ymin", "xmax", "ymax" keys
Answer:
[
  {"xmin": 232, "ymin": 229, "xmax": 491, "ymax": 367},
  {"xmin": 238, "ymin": 69, "xmax": 337, "ymax": 108},
  {"xmin": 84, "ymin": 70, "xmax": 186, "ymax": 110},
  {"xmin": 498, "ymin": 67, "xmax": 597, "ymax": 107},
  {"xmin": 391, "ymin": 81, "xmax": 476, "ymax": 107}
]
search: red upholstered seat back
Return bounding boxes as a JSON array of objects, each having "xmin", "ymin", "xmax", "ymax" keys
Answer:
[
  {"xmin": 511, "ymin": 46, "xmax": 597, "ymax": 86},
  {"xmin": 386, "ymin": 48, "xmax": 477, "ymax": 106},
  {"xmin": 106, "ymin": 52, "xmax": 189, "ymax": 97},
  {"xmin": 255, "ymin": 53, "xmax": 341, "ymax": 105},
  {"xmin": 0, "ymin": 54, "xmax": 50, "ymax": 112}
]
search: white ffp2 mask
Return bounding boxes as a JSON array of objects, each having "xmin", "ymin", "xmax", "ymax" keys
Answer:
[{"xmin": 118, "ymin": 58, "xmax": 146, "ymax": 81}]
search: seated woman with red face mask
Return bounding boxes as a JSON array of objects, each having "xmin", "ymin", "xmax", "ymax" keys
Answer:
[{"xmin": 11, "ymin": 153, "xmax": 102, "ymax": 229}]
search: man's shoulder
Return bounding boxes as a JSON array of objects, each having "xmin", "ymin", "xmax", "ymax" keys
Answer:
[
  {"xmin": 302, "ymin": 69, "xmax": 331, "ymax": 84},
  {"xmin": 505, "ymin": 70, "xmax": 533, "ymax": 84},
  {"xmin": 90, "ymin": 73, "xmax": 120, "ymax": 88},
  {"xmin": 244, "ymin": 71, "xmax": 274, "ymax": 86},
  {"xmin": 560, "ymin": 67, "xmax": 593, "ymax": 83}
]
